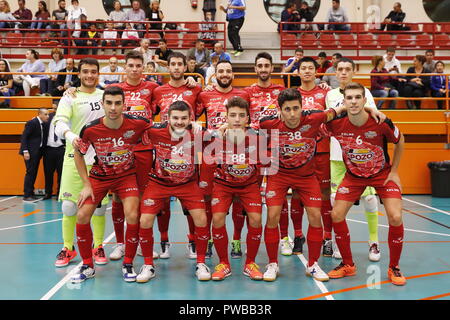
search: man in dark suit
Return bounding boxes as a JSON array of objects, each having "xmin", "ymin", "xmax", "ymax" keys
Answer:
[
  {"xmin": 43, "ymin": 107, "xmax": 65, "ymax": 200},
  {"xmin": 51, "ymin": 58, "xmax": 79, "ymax": 97},
  {"xmin": 19, "ymin": 108, "xmax": 50, "ymax": 201}
]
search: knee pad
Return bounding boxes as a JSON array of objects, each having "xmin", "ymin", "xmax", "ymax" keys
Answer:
[
  {"xmin": 330, "ymin": 192, "xmax": 336, "ymax": 207},
  {"xmin": 93, "ymin": 204, "xmax": 107, "ymax": 216},
  {"xmin": 362, "ymin": 195, "xmax": 378, "ymax": 213},
  {"xmin": 62, "ymin": 200, "xmax": 77, "ymax": 217}
]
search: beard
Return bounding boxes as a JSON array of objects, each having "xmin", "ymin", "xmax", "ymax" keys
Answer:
[
  {"xmin": 258, "ymin": 73, "xmax": 270, "ymax": 82},
  {"xmin": 217, "ymin": 77, "xmax": 232, "ymax": 89}
]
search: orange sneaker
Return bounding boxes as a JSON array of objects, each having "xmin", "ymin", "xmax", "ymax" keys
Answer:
[
  {"xmin": 328, "ymin": 262, "xmax": 357, "ymax": 279},
  {"xmin": 243, "ymin": 262, "xmax": 263, "ymax": 280},
  {"xmin": 388, "ymin": 266, "xmax": 406, "ymax": 286},
  {"xmin": 211, "ymin": 263, "xmax": 232, "ymax": 281},
  {"xmin": 92, "ymin": 245, "xmax": 108, "ymax": 265},
  {"xmin": 55, "ymin": 247, "xmax": 77, "ymax": 267}
]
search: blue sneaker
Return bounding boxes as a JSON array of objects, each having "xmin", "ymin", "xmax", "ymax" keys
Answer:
[
  {"xmin": 71, "ymin": 265, "xmax": 95, "ymax": 283},
  {"xmin": 122, "ymin": 264, "xmax": 137, "ymax": 282}
]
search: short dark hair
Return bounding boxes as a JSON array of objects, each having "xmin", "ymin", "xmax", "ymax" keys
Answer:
[
  {"xmin": 187, "ymin": 55, "xmax": 196, "ymax": 62},
  {"xmin": 78, "ymin": 57, "xmax": 100, "ymax": 72},
  {"xmin": 255, "ymin": 52, "xmax": 273, "ymax": 65},
  {"xmin": 343, "ymin": 82, "xmax": 366, "ymax": 97},
  {"xmin": 226, "ymin": 96, "xmax": 250, "ymax": 117},
  {"xmin": 425, "ymin": 49, "xmax": 434, "ymax": 55},
  {"xmin": 196, "ymin": 38, "xmax": 205, "ymax": 44},
  {"xmin": 278, "ymin": 88, "xmax": 302, "ymax": 108},
  {"xmin": 318, "ymin": 52, "xmax": 327, "ymax": 58},
  {"xmin": 216, "ymin": 59, "xmax": 232, "ymax": 70},
  {"xmin": 332, "ymin": 53, "xmax": 343, "ymax": 59},
  {"xmin": 28, "ymin": 49, "xmax": 39, "ymax": 60},
  {"xmin": 103, "ymin": 86, "xmax": 125, "ymax": 102},
  {"xmin": 299, "ymin": 56, "xmax": 319, "ymax": 69},
  {"xmin": 435, "ymin": 60, "xmax": 445, "ymax": 69},
  {"xmin": 125, "ymin": 50, "xmax": 144, "ymax": 63},
  {"xmin": 336, "ymin": 57, "xmax": 355, "ymax": 70},
  {"xmin": 386, "ymin": 46, "xmax": 396, "ymax": 53},
  {"xmin": 0, "ymin": 59, "xmax": 11, "ymax": 72},
  {"xmin": 167, "ymin": 52, "xmax": 187, "ymax": 66},
  {"xmin": 168, "ymin": 101, "xmax": 191, "ymax": 116},
  {"xmin": 415, "ymin": 55, "xmax": 426, "ymax": 65},
  {"xmin": 295, "ymin": 48, "xmax": 304, "ymax": 54},
  {"xmin": 159, "ymin": 38, "xmax": 167, "ymax": 44}
]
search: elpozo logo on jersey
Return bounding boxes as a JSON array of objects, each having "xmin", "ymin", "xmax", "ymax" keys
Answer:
[
  {"xmin": 259, "ymin": 104, "xmax": 278, "ymax": 117},
  {"xmin": 348, "ymin": 148, "xmax": 374, "ymax": 163},
  {"xmin": 282, "ymin": 142, "xmax": 310, "ymax": 154},
  {"xmin": 102, "ymin": 150, "xmax": 131, "ymax": 164},
  {"xmin": 161, "ymin": 159, "xmax": 189, "ymax": 173},
  {"xmin": 227, "ymin": 164, "xmax": 253, "ymax": 177}
]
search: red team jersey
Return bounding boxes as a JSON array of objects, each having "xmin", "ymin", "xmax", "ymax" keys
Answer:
[
  {"xmin": 260, "ymin": 110, "xmax": 335, "ymax": 177},
  {"xmin": 151, "ymin": 83, "xmax": 202, "ymax": 123},
  {"xmin": 78, "ymin": 115, "xmax": 151, "ymax": 180},
  {"xmin": 243, "ymin": 84, "xmax": 285, "ymax": 129},
  {"xmin": 298, "ymin": 86, "xmax": 330, "ymax": 153},
  {"xmin": 197, "ymin": 88, "xmax": 250, "ymax": 130},
  {"xmin": 326, "ymin": 116, "xmax": 401, "ymax": 178}
]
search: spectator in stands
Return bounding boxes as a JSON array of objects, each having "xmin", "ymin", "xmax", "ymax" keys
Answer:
[
  {"xmin": 383, "ymin": 47, "xmax": 402, "ymax": 74},
  {"xmin": 220, "ymin": 0, "xmax": 246, "ymax": 56},
  {"xmin": 430, "ymin": 61, "xmax": 448, "ymax": 110},
  {"xmin": 320, "ymin": 52, "xmax": 342, "ymax": 88},
  {"xmin": 39, "ymin": 48, "xmax": 66, "ymax": 96},
  {"xmin": 109, "ymin": 0, "xmax": 126, "ymax": 35},
  {"xmin": 134, "ymin": 38, "xmax": 153, "ymax": 65},
  {"xmin": 200, "ymin": 10, "xmax": 217, "ymax": 44},
  {"xmin": 326, "ymin": 0, "xmax": 350, "ymax": 31},
  {"xmin": 401, "ymin": 55, "xmax": 431, "ymax": 109},
  {"xmin": 0, "ymin": 0, "xmax": 18, "ymax": 30},
  {"xmin": 282, "ymin": 48, "xmax": 303, "ymax": 87},
  {"xmin": 186, "ymin": 39, "xmax": 211, "ymax": 76},
  {"xmin": 147, "ymin": 0, "xmax": 164, "ymax": 36},
  {"xmin": 73, "ymin": 17, "xmax": 96, "ymax": 55},
  {"xmin": 0, "ymin": 58, "xmax": 14, "ymax": 108},
  {"xmin": 125, "ymin": 0, "xmax": 146, "ymax": 38},
  {"xmin": 67, "ymin": 0, "xmax": 87, "ymax": 38},
  {"xmin": 211, "ymin": 42, "xmax": 231, "ymax": 61},
  {"xmin": 202, "ymin": 0, "xmax": 216, "ymax": 20},
  {"xmin": 98, "ymin": 57, "xmax": 123, "ymax": 89},
  {"xmin": 17, "ymin": 49, "xmax": 46, "ymax": 96},
  {"xmin": 279, "ymin": 2, "xmax": 300, "ymax": 33},
  {"xmin": 380, "ymin": 2, "xmax": 406, "ymax": 32},
  {"xmin": 424, "ymin": 49, "xmax": 437, "ymax": 72},
  {"xmin": 52, "ymin": 58, "xmax": 78, "ymax": 97},
  {"xmin": 121, "ymin": 22, "xmax": 139, "ymax": 54},
  {"xmin": 47, "ymin": 0, "xmax": 67, "ymax": 39},
  {"xmin": 12, "ymin": 0, "xmax": 32, "ymax": 29},
  {"xmin": 30, "ymin": 1, "xmax": 50, "ymax": 30},
  {"xmin": 299, "ymin": 1, "xmax": 318, "ymax": 31},
  {"xmin": 185, "ymin": 56, "xmax": 204, "ymax": 83},
  {"xmin": 205, "ymin": 54, "xmax": 219, "ymax": 85},
  {"xmin": 316, "ymin": 52, "xmax": 332, "ymax": 79},
  {"xmin": 145, "ymin": 61, "xmax": 162, "ymax": 85},
  {"xmin": 101, "ymin": 21, "xmax": 118, "ymax": 54},
  {"xmin": 370, "ymin": 55, "xmax": 399, "ymax": 109},
  {"xmin": 154, "ymin": 38, "xmax": 173, "ymax": 71}
]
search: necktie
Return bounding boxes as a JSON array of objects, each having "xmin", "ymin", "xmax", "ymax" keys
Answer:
[{"xmin": 40, "ymin": 122, "xmax": 43, "ymax": 147}]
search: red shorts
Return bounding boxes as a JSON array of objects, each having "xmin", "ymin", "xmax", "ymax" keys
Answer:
[
  {"xmin": 198, "ymin": 165, "xmax": 215, "ymax": 196},
  {"xmin": 265, "ymin": 171, "xmax": 322, "ymax": 208},
  {"xmin": 314, "ymin": 152, "xmax": 331, "ymax": 190},
  {"xmin": 134, "ymin": 150, "xmax": 153, "ymax": 192},
  {"xmin": 141, "ymin": 180, "xmax": 205, "ymax": 214},
  {"xmin": 335, "ymin": 170, "xmax": 402, "ymax": 202},
  {"xmin": 211, "ymin": 182, "xmax": 262, "ymax": 214},
  {"xmin": 84, "ymin": 174, "xmax": 139, "ymax": 205}
]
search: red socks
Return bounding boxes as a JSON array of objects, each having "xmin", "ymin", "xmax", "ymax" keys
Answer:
[
  {"xmin": 186, "ymin": 214, "xmax": 196, "ymax": 241},
  {"xmin": 290, "ymin": 198, "xmax": 304, "ymax": 237},
  {"xmin": 123, "ymin": 223, "xmax": 139, "ymax": 265},
  {"xmin": 279, "ymin": 199, "xmax": 289, "ymax": 238},
  {"xmin": 112, "ymin": 201, "xmax": 125, "ymax": 244},
  {"xmin": 139, "ymin": 227, "xmax": 154, "ymax": 265},
  {"xmin": 264, "ymin": 226, "xmax": 280, "ymax": 264},
  {"xmin": 246, "ymin": 225, "xmax": 262, "ymax": 265},
  {"xmin": 205, "ymin": 198, "xmax": 213, "ymax": 239},
  {"xmin": 232, "ymin": 199, "xmax": 246, "ymax": 241},
  {"xmin": 388, "ymin": 224, "xmax": 404, "ymax": 268},
  {"xmin": 321, "ymin": 199, "xmax": 333, "ymax": 240},
  {"xmin": 307, "ymin": 225, "xmax": 323, "ymax": 266},
  {"xmin": 212, "ymin": 225, "xmax": 229, "ymax": 265},
  {"xmin": 76, "ymin": 223, "xmax": 94, "ymax": 267},
  {"xmin": 333, "ymin": 220, "xmax": 354, "ymax": 266},
  {"xmin": 157, "ymin": 200, "xmax": 171, "ymax": 242},
  {"xmin": 195, "ymin": 226, "xmax": 209, "ymax": 264}
]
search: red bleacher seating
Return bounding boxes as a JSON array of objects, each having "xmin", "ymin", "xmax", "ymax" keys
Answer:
[
  {"xmin": 5, "ymin": 32, "xmax": 22, "ymax": 45},
  {"xmin": 378, "ymin": 34, "xmax": 396, "ymax": 47},
  {"xmin": 397, "ymin": 34, "xmax": 415, "ymax": 47},
  {"xmin": 164, "ymin": 32, "xmax": 180, "ymax": 47},
  {"xmin": 319, "ymin": 33, "xmax": 337, "ymax": 48},
  {"xmin": 184, "ymin": 23, "xmax": 200, "ymax": 31},
  {"xmin": 182, "ymin": 32, "xmax": 198, "ymax": 46},
  {"xmin": 358, "ymin": 34, "xmax": 376, "ymax": 48},
  {"xmin": 145, "ymin": 32, "xmax": 161, "ymax": 42},
  {"xmin": 416, "ymin": 34, "xmax": 432, "ymax": 48},
  {"xmin": 440, "ymin": 23, "xmax": 450, "ymax": 33},
  {"xmin": 435, "ymin": 34, "xmax": 450, "ymax": 47},
  {"xmin": 281, "ymin": 33, "xmax": 299, "ymax": 48},
  {"xmin": 422, "ymin": 24, "xmax": 436, "ymax": 33},
  {"xmin": 23, "ymin": 32, "xmax": 41, "ymax": 46},
  {"xmin": 338, "ymin": 34, "xmax": 356, "ymax": 48},
  {"xmin": 299, "ymin": 33, "xmax": 317, "ymax": 48}
]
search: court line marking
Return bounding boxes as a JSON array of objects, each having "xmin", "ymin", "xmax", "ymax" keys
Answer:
[
  {"xmin": 0, "ymin": 218, "xmax": 63, "ymax": 231},
  {"xmin": 288, "ymin": 236, "xmax": 334, "ymax": 300},
  {"xmin": 420, "ymin": 292, "xmax": 450, "ymax": 300},
  {"xmin": 403, "ymin": 197, "xmax": 450, "ymax": 216},
  {"xmin": 347, "ymin": 218, "xmax": 450, "ymax": 237},
  {"xmin": 22, "ymin": 209, "xmax": 42, "ymax": 218},
  {"xmin": 0, "ymin": 196, "xmax": 17, "ymax": 203},
  {"xmin": 299, "ymin": 270, "xmax": 450, "ymax": 300},
  {"xmin": 403, "ymin": 208, "xmax": 449, "ymax": 229},
  {"xmin": 40, "ymin": 230, "xmax": 116, "ymax": 301}
]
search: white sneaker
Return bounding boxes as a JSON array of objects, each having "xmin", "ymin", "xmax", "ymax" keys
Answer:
[
  {"xmin": 136, "ymin": 264, "xmax": 155, "ymax": 283},
  {"xmin": 109, "ymin": 243, "xmax": 125, "ymax": 260},
  {"xmin": 263, "ymin": 262, "xmax": 279, "ymax": 281},
  {"xmin": 159, "ymin": 241, "xmax": 171, "ymax": 259},
  {"xmin": 195, "ymin": 263, "xmax": 211, "ymax": 281},
  {"xmin": 187, "ymin": 241, "xmax": 197, "ymax": 259},
  {"xmin": 280, "ymin": 237, "xmax": 292, "ymax": 256},
  {"xmin": 122, "ymin": 264, "xmax": 137, "ymax": 282},
  {"xmin": 368, "ymin": 242, "xmax": 381, "ymax": 262},
  {"xmin": 305, "ymin": 262, "xmax": 329, "ymax": 282},
  {"xmin": 332, "ymin": 241, "xmax": 342, "ymax": 259},
  {"xmin": 71, "ymin": 265, "xmax": 95, "ymax": 283},
  {"xmin": 136, "ymin": 244, "xmax": 159, "ymax": 259}
]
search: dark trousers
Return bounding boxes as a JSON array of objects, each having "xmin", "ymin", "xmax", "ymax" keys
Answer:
[
  {"xmin": 43, "ymin": 146, "xmax": 65, "ymax": 196},
  {"xmin": 402, "ymin": 84, "xmax": 426, "ymax": 109},
  {"xmin": 23, "ymin": 148, "xmax": 44, "ymax": 197},
  {"xmin": 228, "ymin": 17, "xmax": 244, "ymax": 51},
  {"xmin": 431, "ymin": 91, "xmax": 445, "ymax": 109}
]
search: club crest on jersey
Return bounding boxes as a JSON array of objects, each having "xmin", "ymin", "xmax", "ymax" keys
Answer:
[
  {"xmin": 211, "ymin": 198, "xmax": 220, "ymax": 205},
  {"xmin": 300, "ymin": 124, "xmax": 311, "ymax": 132},
  {"xmin": 183, "ymin": 91, "xmax": 193, "ymax": 96},
  {"xmin": 337, "ymin": 186, "xmax": 349, "ymax": 194},
  {"xmin": 314, "ymin": 93, "xmax": 324, "ymax": 100},
  {"xmin": 266, "ymin": 190, "xmax": 276, "ymax": 198},
  {"xmin": 123, "ymin": 130, "xmax": 135, "ymax": 138},
  {"xmin": 364, "ymin": 131, "xmax": 377, "ymax": 139},
  {"xmin": 348, "ymin": 148, "xmax": 374, "ymax": 163},
  {"xmin": 140, "ymin": 89, "xmax": 150, "ymax": 95},
  {"xmin": 199, "ymin": 181, "xmax": 208, "ymax": 188},
  {"xmin": 143, "ymin": 199, "xmax": 155, "ymax": 206},
  {"xmin": 273, "ymin": 89, "xmax": 280, "ymax": 96}
]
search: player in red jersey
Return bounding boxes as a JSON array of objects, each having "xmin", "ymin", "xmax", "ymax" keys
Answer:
[
  {"xmin": 71, "ymin": 86, "xmax": 151, "ymax": 283},
  {"xmin": 201, "ymin": 96, "xmax": 267, "ymax": 281},
  {"xmin": 197, "ymin": 60, "xmax": 250, "ymax": 259},
  {"xmin": 260, "ymin": 88, "xmax": 349, "ymax": 282},
  {"xmin": 297, "ymin": 57, "xmax": 334, "ymax": 257},
  {"xmin": 325, "ymin": 82, "xmax": 406, "ymax": 286},
  {"xmin": 151, "ymin": 52, "xmax": 203, "ymax": 259},
  {"xmin": 137, "ymin": 101, "xmax": 214, "ymax": 282},
  {"xmin": 107, "ymin": 51, "xmax": 160, "ymax": 261}
]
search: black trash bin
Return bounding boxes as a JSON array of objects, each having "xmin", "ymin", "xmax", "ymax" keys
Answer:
[{"xmin": 427, "ymin": 161, "xmax": 450, "ymax": 197}]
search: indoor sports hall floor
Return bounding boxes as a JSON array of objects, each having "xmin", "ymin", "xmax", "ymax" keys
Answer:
[{"xmin": 0, "ymin": 195, "xmax": 448, "ymax": 300}]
